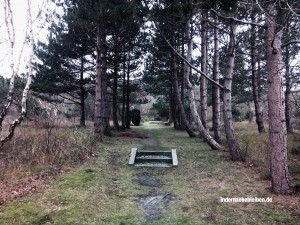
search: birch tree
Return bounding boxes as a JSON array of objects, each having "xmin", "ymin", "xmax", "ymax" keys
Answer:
[{"xmin": 0, "ymin": 0, "xmax": 37, "ymax": 143}]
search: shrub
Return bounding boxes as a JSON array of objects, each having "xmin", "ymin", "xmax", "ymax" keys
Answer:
[
  {"xmin": 131, "ymin": 109, "xmax": 141, "ymax": 126},
  {"xmin": 232, "ymin": 107, "xmax": 241, "ymax": 121}
]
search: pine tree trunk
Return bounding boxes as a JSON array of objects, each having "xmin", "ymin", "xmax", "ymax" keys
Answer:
[
  {"xmin": 250, "ymin": 16, "xmax": 265, "ymax": 133},
  {"xmin": 200, "ymin": 12, "xmax": 208, "ymax": 130},
  {"xmin": 94, "ymin": 24, "xmax": 110, "ymax": 140},
  {"xmin": 79, "ymin": 55, "xmax": 86, "ymax": 127},
  {"xmin": 285, "ymin": 46, "xmax": 293, "ymax": 133},
  {"xmin": 112, "ymin": 44, "xmax": 120, "ymax": 130},
  {"xmin": 266, "ymin": 2, "xmax": 293, "ymax": 194},
  {"xmin": 125, "ymin": 56, "xmax": 131, "ymax": 129},
  {"xmin": 121, "ymin": 49, "xmax": 126, "ymax": 129},
  {"xmin": 169, "ymin": 71, "xmax": 174, "ymax": 124},
  {"xmin": 212, "ymin": 12, "xmax": 221, "ymax": 143},
  {"xmin": 184, "ymin": 19, "xmax": 222, "ymax": 150},
  {"xmin": 223, "ymin": 22, "xmax": 243, "ymax": 161}
]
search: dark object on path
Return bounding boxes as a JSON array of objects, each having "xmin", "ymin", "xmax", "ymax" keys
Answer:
[
  {"xmin": 291, "ymin": 147, "xmax": 300, "ymax": 155},
  {"xmin": 131, "ymin": 109, "xmax": 141, "ymax": 126}
]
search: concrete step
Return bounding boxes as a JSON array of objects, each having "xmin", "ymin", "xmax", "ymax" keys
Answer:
[
  {"xmin": 128, "ymin": 148, "xmax": 178, "ymax": 168},
  {"xmin": 135, "ymin": 155, "xmax": 172, "ymax": 164},
  {"xmin": 134, "ymin": 162, "xmax": 173, "ymax": 168}
]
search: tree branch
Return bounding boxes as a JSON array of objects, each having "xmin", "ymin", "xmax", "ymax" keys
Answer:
[
  {"xmin": 154, "ymin": 22, "xmax": 225, "ymax": 90},
  {"xmin": 282, "ymin": 40, "xmax": 300, "ymax": 48},
  {"xmin": 210, "ymin": 8, "xmax": 266, "ymax": 28}
]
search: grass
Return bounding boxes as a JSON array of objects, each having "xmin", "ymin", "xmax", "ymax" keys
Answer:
[{"xmin": 0, "ymin": 122, "xmax": 300, "ymax": 224}]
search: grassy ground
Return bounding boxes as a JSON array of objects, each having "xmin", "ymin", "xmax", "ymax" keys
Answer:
[{"xmin": 0, "ymin": 122, "xmax": 299, "ymax": 224}]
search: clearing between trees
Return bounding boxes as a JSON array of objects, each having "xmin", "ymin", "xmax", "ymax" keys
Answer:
[{"xmin": 0, "ymin": 122, "xmax": 299, "ymax": 225}]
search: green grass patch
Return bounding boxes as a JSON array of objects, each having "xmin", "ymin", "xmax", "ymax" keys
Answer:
[{"xmin": 0, "ymin": 122, "xmax": 299, "ymax": 224}]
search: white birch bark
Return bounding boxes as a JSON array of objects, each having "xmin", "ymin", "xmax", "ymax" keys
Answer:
[{"xmin": 1, "ymin": 0, "xmax": 35, "ymax": 143}]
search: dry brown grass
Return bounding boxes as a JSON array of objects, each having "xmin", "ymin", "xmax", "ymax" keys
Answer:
[
  {"xmin": 0, "ymin": 117, "xmax": 96, "ymax": 206},
  {"xmin": 235, "ymin": 121, "xmax": 300, "ymax": 188}
]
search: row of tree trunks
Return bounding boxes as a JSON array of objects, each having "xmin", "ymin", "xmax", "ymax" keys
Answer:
[
  {"xmin": 184, "ymin": 18, "xmax": 222, "ymax": 150},
  {"xmin": 171, "ymin": 34, "xmax": 196, "ymax": 138}
]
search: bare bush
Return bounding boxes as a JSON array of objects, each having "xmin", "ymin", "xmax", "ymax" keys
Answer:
[{"xmin": 0, "ymin": 118, "xmax": 96, "ymax": 181}]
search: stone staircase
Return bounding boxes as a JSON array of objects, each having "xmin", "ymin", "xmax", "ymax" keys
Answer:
[{"xmin": 128, "ymin": 148, "xmax": 178, "ymax": 168}]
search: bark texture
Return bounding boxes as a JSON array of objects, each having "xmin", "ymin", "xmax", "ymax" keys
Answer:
[
  {"xmin": 112, "ymin": 42, "xmax": 120, "ymax": 129},
  {"xmin": 250, "ymin": 14, "xmax": 265, "ymax": 133},
  {"xmin": 212, "ymin": 12, "xmax": 221, "ymax": 143},
  {"xmin": 284, "ymin": 46, "xmax": 293, "ymax": 133},
  {"xmin": 223, "ymin": 22, "xmax": 243, "ymax": 161},
  {"xmin": 79, "ymin": 55, "xmax": 85, "ymax": 127},
  {"xmin": 1, "ymin": 0, "xmax": 34, "ymax": 143},
  {"xmin": 94, "ymin": 24, "xmax": 110, "ymax": 140},
  {"xmin": 266, "ymin": 2, "xmax": 293, "ymax": 194},
  {"xmin": 200, "ymin": 12, "xmax": 208, "ymax": 130}
]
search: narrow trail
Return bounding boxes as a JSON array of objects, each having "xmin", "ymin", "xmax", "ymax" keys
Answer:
[
  {"xmin": 139, "ymin": 127, "xmax": 160, "ymax": 150},
  {"xmin": 134, "ymin": 126, "xmax": 177, "ymax": 223}
]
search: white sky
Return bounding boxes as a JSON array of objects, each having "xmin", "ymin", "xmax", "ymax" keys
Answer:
[{"xmin": 0, "ymin": 0, "xmax": 50, "ymax": 78}]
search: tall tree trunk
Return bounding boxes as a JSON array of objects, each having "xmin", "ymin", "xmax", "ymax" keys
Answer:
[
  {"xmin": 250, "ymin": 13, "xmax": 265, "ymax": 133},
  {"xmin": 79, "ymin": 55, "xmax": 85, "ymax": 127},
  {"xmin": 285, "ymin": 46, "xmax": 293, "ymax": 133},
  {"xmin": 169, "ymin": 69, "xmax": 174, "ymax": 124},
  {"xmin": 112, "ymin": 43, "xmax": 120, "ymax": 129},
  {"xmin": 200, "ymin": 12, "xmax": 208, "ymax": 130},
  {"xmin": 265, "ymin": 2, "xmax": 293, "ymax": 194},
  {"xmin": 184, "ymin": 18, "xmax": 222, "ymax": 150},
  {"xmin": 94, "ymin": 24, "xmax": 110, "ymax": 140},
  {"xmin": 125, "ymin": 54, "xmax": 131, "ymax": 129},
  {"xmin": 223, "ymin": 22, "xmax": 243, "ymax": 161},
  {"xmin": 172, "ymin": 35, "xmax": 196, "ymax": 137},
  {"xmin": 212, "ymin": 12, "xmax": 221, "ymax": 143},
  {"xmin": 121, "ymin": 48, "xmax": 126, "ymax": 129}
]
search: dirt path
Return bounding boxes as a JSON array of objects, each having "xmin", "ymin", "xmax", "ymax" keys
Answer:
[
  {"xmin": 139, "ymin": 128, "xmax": 160, "ymax": 149},
  {"xmin": 134, "ymin": 126, "xmax": 177, "ymax": 223}
]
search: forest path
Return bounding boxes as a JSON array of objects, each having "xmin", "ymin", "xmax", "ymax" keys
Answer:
[
  {"xmin": 0, "ymin": 122, "xmax": 299, "ymax": 224},
  {"xmin": 134, "ymin": 124, "xmax": 177, "ymax": 223}
]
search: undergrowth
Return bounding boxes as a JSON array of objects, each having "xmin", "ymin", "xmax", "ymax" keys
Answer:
[{"xmin": 0, "ymin": 121, "xmax": 299, "ymax": 225}]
